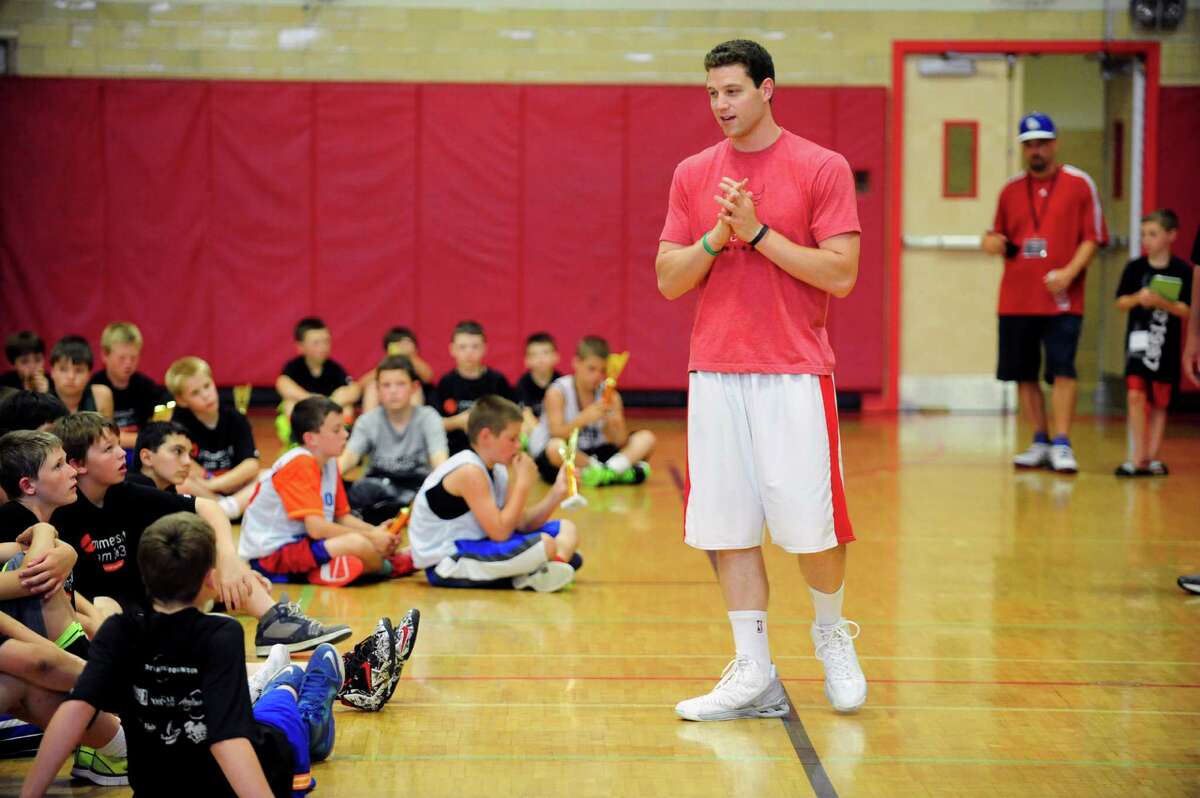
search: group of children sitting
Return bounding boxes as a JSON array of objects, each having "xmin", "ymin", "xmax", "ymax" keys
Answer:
[{"xmin": 0, "ymin": 315, "xmax": 656, "ymax": 794}]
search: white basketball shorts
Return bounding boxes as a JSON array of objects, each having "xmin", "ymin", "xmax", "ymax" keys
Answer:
[{"xmin": 684, "ymin": 371, "xmax": 855, "ymax": 554}]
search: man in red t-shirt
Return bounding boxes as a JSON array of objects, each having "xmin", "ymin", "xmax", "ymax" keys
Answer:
[
  {"xmin": 983, "ymin": 112, "xmax": 1107, "ymax": 473},
  {"xmin": 656, "ymin": 39, "xmax": 866, "ymax": 720}
]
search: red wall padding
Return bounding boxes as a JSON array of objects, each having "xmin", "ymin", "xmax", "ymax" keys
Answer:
[
  {"xmin": 0, "ymin": 78, "xmax": 886, "ymax": 392},
  {"xmin": 1158, "ymin": 86, "xmax": 1200, "ymax": 394}
]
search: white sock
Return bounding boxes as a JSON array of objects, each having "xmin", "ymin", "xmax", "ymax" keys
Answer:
[
  {"xmin": 605, "ymin": 453, "xmax": 632, "ymax": 473},
  {"xmin": 810, "ymin": 584, "xmax": 844, "ymax": 629},
  {"xmin": 217, "ymin": 495, "xmax": 240, "ymax": 519},
  {"xmin": 728, "ymin": 610, "xmax": 771, "ymax": 672},
  {"xmin": 97, "ymin": 725, "xmax": 127, "ymax": 759}
]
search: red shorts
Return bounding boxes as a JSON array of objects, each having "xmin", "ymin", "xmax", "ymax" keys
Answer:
[
  {"xmin": 1126, "ymin": 375, "xmax": 1172, "ymax": 408},
  {"xmin": 254, "ymin": 537, "xmax": 330, "ymax": 576}
]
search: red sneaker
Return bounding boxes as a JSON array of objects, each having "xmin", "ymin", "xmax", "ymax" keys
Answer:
[
  {"xmin": 308, "ymin": 555, "xmax": 365, "ymax": 587},
  {"xmin": 387, "ymin": 550, "xmax": 415, "ymax": 578}
]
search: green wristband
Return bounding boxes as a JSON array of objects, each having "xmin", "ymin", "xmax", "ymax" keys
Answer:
[{"xmin": 702, "ymin": 232, "xmax": 721, "ymax": 257}]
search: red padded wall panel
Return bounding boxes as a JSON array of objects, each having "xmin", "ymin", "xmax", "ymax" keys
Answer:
[
  {"xmin": 1158, "ymin": 86, "xmax": 1200, "ymax": 394},
  {"xmin": 415, "ymin": 85, "xmax": 522, "ymax": 379},
  {"xmin": 313, "ymin": 84, "xmax": 419, "ymax": 380},
  {"xmin": 521, "ymin": 86, "xmax": 625, "ymax": 370},
  {"xmin": 208, "ymin": 83, "xmax": 314, "ymax": 385},
  {"xmin": 624, "ymin": 87, "xmax": 713, "ymax": 389},
  {"xmin": 104, "ymin": 81, "xmax": 210, "ymax": 384},
  {"xmin": 0, "ymin": 80, "xmax": 106, "ymax": 350}
]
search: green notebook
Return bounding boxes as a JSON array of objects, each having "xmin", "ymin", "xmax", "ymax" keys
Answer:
[{"xmin": 1149, "ymin": 274, "xmax": 1182, "ymax": 302}]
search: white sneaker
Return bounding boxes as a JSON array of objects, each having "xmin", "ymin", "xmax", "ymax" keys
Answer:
[
  {"xmin": 512, "ymin": 561, "xmax": 574, "ymax": 593},
  {"xmin": 1049, "ymin": 443, "xmax": 1078, "ymax": 474},
  {"xmin": 811, "ymin": 620, "xmax": 867, "ymax": 713},
  {"xmin": 1013, "ymin": 442, "xmax": 1051, "ymax": 469},
  {"xmin": 248, "ymin": 643, "xmax": 291, "ymax": 703},
  {"xmin": 674, "ymin": 656, "xmax": 789, "ymax": 721}
]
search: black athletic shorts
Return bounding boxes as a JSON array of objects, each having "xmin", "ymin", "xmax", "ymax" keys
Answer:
[
  {"xmin": 535, "ymin": 443, "xmax": 620, "ymax": 484},
  {"xmin": 997, "ymin": 314, "xmax": 1082, "ymax": 384}
]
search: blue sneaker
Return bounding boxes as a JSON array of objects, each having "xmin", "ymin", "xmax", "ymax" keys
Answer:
[
  {"xmin": 261, "ymin": 663, "xmax": 306, "ymax": 700},
  {"xmin": 298, "ymin": 643, "xmax": 344, "ymax": 761}
]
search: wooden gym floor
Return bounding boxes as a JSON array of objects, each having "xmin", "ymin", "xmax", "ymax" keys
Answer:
[{"xmin": 4, "ymin": 410, "xmax": 1199, "ymax": 797}]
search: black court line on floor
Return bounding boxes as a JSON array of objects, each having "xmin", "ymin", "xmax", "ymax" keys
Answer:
[{"xmin": 668, "ymin": 461, "xmax": 838, "ymax": 797}]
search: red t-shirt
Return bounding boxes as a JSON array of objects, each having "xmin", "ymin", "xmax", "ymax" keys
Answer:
[
  {"xmin": 991, "ymin": 164, "xmax": 1107, "ymax": 316},
  {"xmin": 660, "ymin": 130, "xmax": 861, "ymax": 374}
]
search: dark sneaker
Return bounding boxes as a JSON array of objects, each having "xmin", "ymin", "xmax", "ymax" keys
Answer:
[
  {"xmin": 1148, "ymin": 460, "xmax": 1169, "ymax": 476},
  {"xmin": 298, "ymin": 643, "xmax": 345, "ymax": 762},
  {"xmin": 1114, "ymin": 462, "xmax": 1151, "ymax": 477},
  {"xmin": 613, "ymin": 462, "xmax": 650, "ymax": 485},
  {"xmin": 338, "ymin": 617, "xmax": 397, "ymax": 712},
  {"xmin": 255, "ymin": 600, "xmax": 352, "ymax": 656},
  {"xmin": 71, "ymin": 746, "xmax": 129, "ymax": 786},
  {"xmin": 383, "ymin": 608, "xmax": 421, "ymax": 701},
  {"xmin": 1179, "ymin": 574, "xmax": 1200, "ymax": 594}
]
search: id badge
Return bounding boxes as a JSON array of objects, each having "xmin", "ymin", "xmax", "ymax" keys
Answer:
[
  {"xmin": 1022, "ymin": 237, "xmax": 1048, "ymax": 259},
  {"xmin": 1128, "ymin": 330, "xmax": 1150, "ymax": 354}
]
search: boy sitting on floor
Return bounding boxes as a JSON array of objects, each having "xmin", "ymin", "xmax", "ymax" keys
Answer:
[
  {"xmin": 20, "ymin": 511, "xmax": 344, "ymax": 798},
  {"xmin": 409, "ymin": 395, "xmax": 579, "ymax": 592},
  {"xmin": 239, "ymin": 397, "xmax": 414, "ymax": 587}
]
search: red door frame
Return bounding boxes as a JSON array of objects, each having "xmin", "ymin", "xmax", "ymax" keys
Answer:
[{"xmin": 885, "ymin": 40, "xmax": 1161, "ymax": 411}]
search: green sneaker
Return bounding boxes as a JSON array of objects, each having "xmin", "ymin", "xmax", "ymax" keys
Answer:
[
  {"xmin": 612, "ymin": 462, "xmax": 651, "ymax": 485},
  {"xmin": 72, "ymin": 746, "xmax": 129, "ymax": 786},
  {"xmin": 274, "ymin": 405, "xmax": 293, "ymax": 447},
  {"xmin": 581, "ymin": 464, "xmax": 614, "ymax": 487}
]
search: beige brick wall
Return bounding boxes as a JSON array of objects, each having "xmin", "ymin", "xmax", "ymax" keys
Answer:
[{"xmin": 2, "ymin": 3, "xmax": 1197, "ymax": 85}]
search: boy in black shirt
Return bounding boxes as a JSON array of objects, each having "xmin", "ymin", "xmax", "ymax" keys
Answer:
[
  {"xmin": 276, "ymin": 317, "xmax": 360, "ymax": 436},
  {"xmin": 1113, "ymin": 210, "xmax": 1193, "ymax": 476},
  {"xmin": 87, "ymin": 322, "xmax": 170, "ymax": 450},
  {"xmin": 0, "ymin": 391, "xmax": 68, "ymax": 436},
  {"xmin": 21, "ymin": 511, "xmax": 344, "ymax": 798},
  {"xmin": 359, "ymin": 326, "xmax": 434, "ymax": 412},
  {"xmin": 128, "ymin": 421, "xmax": 195, "ymax": 493},
  {"xmin": 435, "ymin": 320, "xmax": 514, "ymax": 455},
  {"xmin": 514, "ymin": 332, "xmax": 562, "ymax": 432},
  {"xmin": 166, "ymin": 356, "xmax": 260, "ymax": 517},
  {"xmin": 48, "ymin": 412, "xmax": 350, "ymax": 655},
  {"xmin": 1, "ymin": 331, "xmax": 49, "ymax": 393}
]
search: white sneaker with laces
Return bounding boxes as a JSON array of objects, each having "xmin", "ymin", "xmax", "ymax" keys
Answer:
[
  {"xmin": 1049, "ymin": 443, "xmax": 1078, "ymax": 473},
  {"xmin": 1013, "ymin": 442, "xmax": 1051, "ymax": 469},
  {"xmin": 512, "ymin": 561, "xmax": 574, "ymax": 593},
  {"xmin": 248, "ymin": 643, "xmax": 292, "ymax": 703},
  {"xmin": 674, "ymin": 656, "xmax": 789, "ymax": 721},
  {"xmin": 811, "ymin": 620, "xmax": 867, "ymax": 713}
]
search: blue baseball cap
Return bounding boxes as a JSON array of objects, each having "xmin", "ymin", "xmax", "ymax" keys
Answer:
[{"xmin": 1018, "ymin": 112, "xmax": 1056, "ymax": 142}]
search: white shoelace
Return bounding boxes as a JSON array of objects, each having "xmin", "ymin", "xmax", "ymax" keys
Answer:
[
  {"xmin": 705, "ymin": 655, "xmax": 761, "ymax": 705},
  {"xmin": 814, "ymin": 620, "xmax": 861, "ymax": 681}
]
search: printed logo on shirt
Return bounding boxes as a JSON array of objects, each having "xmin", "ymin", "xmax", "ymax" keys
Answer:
[
  {"xmin": 442, "ymin": 398, "xmax": 458, "ymax": 414},
  {"xmin": 80, "ymin": 530, "xmax": 128, "ymax": 572},
  {"xmin": 324, "ymin": 491, "xmax": 334, "ymax": 508}
]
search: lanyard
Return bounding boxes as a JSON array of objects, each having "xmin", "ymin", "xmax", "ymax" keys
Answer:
[{"xmin": 1025, "ymin": 168, "xmax": 1060, "ymax": 233}]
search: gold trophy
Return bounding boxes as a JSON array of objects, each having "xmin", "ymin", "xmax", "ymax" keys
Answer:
[
  {"xmin": 151, "ymin": 400, "xmax": 176, "ymax": 422},
  {"xmin": 233, "ymin": 384, "xmax": 253, "ymax": 415},
  {"xmin": 558, "ymin": 428, "xmax": 587, "ymax": 511},
  {"xmin": 603, "ymin": 351, "xmax": 630, "ymax": 406}
]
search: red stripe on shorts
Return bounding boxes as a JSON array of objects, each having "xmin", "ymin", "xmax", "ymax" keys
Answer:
[{"xmin": 819, "ymin": 375, "xmax": 855, "ymax": 543}]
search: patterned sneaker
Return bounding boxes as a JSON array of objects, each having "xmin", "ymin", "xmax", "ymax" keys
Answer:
[
  {"xmin": 298, "ymin": 643, "xmax": 345, "ymax": 762},
  {"xmin": 338, "ymin": 617, "xmax": 397, "ymax": 712},
  {"xmin": 811, "ymin": 620, "xmax": 867, "ymax": 713},
  {"xmin": 71, "ymin": 746, "xmax": 129, "ymax": 786},
  {"xmin": 383, "ymin": 608, "xmax": 421, "ymax": 701},
  {"xmin": 1049, "ymin": 443, "xmax": 1078, "ymax": 474},
  {"xmin": 254, "ymin": 600, "xmax": 353, "ymax": 656},
  {"xmin": 307, "ymin": 555, "xmax": 365, "ymax": 587},
  {"xmin": 674, "ymin": 656, "xmax": 789, "ymax": 721},
  {"xmin": 248, "ymin": 643, "xmax": 292, "ymax": 703},
  {"xmin": 512, "ymin": 561, "xmax": 575, "ymax": 593},
  {"xmin": 1178, "ymin": 574, "xmax": 1200, "ymax": 594},
  {"xmin": 1012, "ymin": 442, "xmax": 1051, "ymax": 469},
  {"xmin": 1148, "ymin": 460, "xmax": 1169, "ymax": 476}
]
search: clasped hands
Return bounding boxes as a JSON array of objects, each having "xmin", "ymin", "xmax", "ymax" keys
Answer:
[{"xmin": 709, "ymin": 177, "xmax": 762, "ymax": 249}]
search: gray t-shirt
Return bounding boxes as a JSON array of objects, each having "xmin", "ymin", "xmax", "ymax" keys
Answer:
[{"xmin": 347, "ymin": 405, "xmax": 448, "ymax": 480}]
